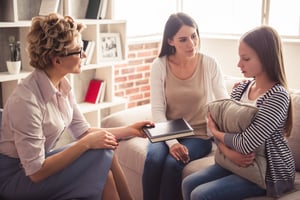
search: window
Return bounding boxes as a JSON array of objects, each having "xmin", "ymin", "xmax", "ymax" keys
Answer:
[
  {"xmin": 113, "ymin": 0, "xmax": 300, "ymax": 38},
  {"xmin": 182, "ymin": 0, "xmax": 261, "ymax": 35},
  {"xmin": 268, "ymin": 0, "xmax": 300, "ymax": 36},
  {"xmin": 114, "ymin": 0, "xmax": 177, "ymax": 37}
]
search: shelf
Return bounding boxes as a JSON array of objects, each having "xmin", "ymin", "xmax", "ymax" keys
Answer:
[
  {"xmin": 0, "ymin": 71, "xmax": 31, "ymax": 82},
  {"xmin": 79, "ymin": 97, "xmax": 128, "ymax": 114},
  {"xmin": 0, "ymin": 21, "xmax": 31, "ymax": 28},
  {"xmin": 77, "ymin": 19, "xmax": 126, "ymax": 25},
  {"xmin": 81, "ymin": 60, "xmax": 127, "ymax": 71}
]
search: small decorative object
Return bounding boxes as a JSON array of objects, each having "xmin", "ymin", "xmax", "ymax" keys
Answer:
[
  {"xmin": 6, "ymin": 36, "xmax": 21, "ymax": 74},
  {"xmin": 6, "ymin": 61, "xmax": 21, "ymax": 74},
  {"xmin": 99, "ymin": 33, "xmax": 122, "ymax": 61}
]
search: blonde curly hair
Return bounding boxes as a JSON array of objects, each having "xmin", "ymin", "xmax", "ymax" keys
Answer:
[{"xmin": 26, "ymin": 13, "xmax": 86, "ymax": 70}]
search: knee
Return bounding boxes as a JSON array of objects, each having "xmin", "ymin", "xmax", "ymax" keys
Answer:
[
  {"xmin": 182, "ymin": 177, "xmax": 191, "ymax": 195},
  {"xmin": 164, "ymin": 155, "xmax": 183, "ymax": 170},
  {"xmin": 107, "ymin": 170, "xmax": 114, "ymax": 179},
  {"xmin": 182, "ymin": 175, "xmax": 197, "ymax": 200},
  {"xmin": 84, "ymin": 148, "xmax": 113, "ymax": 159},
  {"xmin": 190, "ymin": 188, "xmax": 204, "ymax": 200},
  {"xmin": 144, "ymin": 155, "xmax": 164, "ymax": 169},
  {"xmin": 145, "ymin": 150, "xmax": 166, "ymax": 166}
]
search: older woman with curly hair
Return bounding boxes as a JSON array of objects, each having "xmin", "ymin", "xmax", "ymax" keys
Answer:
[{"xmin": 0, "ymin": 13, "xmax": 152, "ymax": 200}]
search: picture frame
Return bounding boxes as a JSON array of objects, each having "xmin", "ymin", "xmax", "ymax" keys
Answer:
[{"xmin": 99, "ymin": 33, "xmax": 122, "ymax": 61}]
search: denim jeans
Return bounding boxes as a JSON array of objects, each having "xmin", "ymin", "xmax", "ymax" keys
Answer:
[
  {"xmin": 182, "ymin": 164, "xmax": 266, "ymax": 200},
  {"xmin": 142, "ymin": 138, "xmax": 212, "ymax": 200}
]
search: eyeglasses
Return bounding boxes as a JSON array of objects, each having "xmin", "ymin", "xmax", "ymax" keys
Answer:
[{"xmin": 63, "ymin": 48, "xmax": 83, "ymax": 58}]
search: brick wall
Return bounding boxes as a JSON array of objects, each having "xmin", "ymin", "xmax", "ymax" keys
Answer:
[{"xmin": 114, "ymin": 41, "xmax": 160, "ymax": 108}]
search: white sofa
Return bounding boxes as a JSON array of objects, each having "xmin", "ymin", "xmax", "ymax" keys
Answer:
[{"xmin": 101, "ymin": 76, "xmax": 300, "ymax": 200}]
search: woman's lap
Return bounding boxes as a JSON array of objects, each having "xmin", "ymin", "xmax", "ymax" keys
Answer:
[
  {"xmin": 0, "ymin": 144, "xmax": 114, "ymax": 200},
  {"xmin": 143, "ymin": 138, "xmax": 212, "ymax": 200},
  {"xmin": 145, "ymin": 137, "xmax": 212, "ymax": 163},
  {"xmin": 182, "ymin": 164, "xmax": 266, "ymax": 200},
  {"xmin": 179, "ymin": 137, "xmax": 212, "ymax": 160}
]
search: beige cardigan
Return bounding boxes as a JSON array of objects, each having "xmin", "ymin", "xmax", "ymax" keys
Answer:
[{"xmin": 150, "ymin": 53, "xmax": 229, "ymax": 147}]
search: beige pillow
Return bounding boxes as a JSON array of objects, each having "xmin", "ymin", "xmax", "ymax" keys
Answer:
[
  {"xmin": 287, "ymin": 93, "xmax": 300, "ymax": 171},
  {"xmin": 208, "ymin": 99, "xmax": 266, "ymax": 189}
]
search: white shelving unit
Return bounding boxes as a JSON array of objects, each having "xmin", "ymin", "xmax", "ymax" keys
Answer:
[{"xmin": 0, "ymin": 0, "xmax": 128, "ymax": 127}]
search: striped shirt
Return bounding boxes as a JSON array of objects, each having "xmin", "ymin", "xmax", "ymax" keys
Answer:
[{"xmin": 224, "ymin": 80, "xmax": 295, "ymax": 197}]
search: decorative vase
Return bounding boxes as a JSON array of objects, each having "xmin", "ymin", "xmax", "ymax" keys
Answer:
[{"xmin": 6, "ymin": 60, "xmax": 21, "ymax": 74}]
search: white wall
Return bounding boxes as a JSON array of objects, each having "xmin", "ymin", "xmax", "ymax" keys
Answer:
[{"xmin": 201, "ymin": 36, "xmax": 300, "ymax": 89}]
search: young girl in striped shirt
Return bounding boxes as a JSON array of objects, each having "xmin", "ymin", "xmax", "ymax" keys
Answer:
[{"xmin": 182, "ymin": 25, "xmax": 295, "ymax": 200}]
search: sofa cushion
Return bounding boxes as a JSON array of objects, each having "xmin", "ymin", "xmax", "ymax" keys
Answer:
[
  {"xmin": 182, "ymin": 145, "xmax": 216, "ymax": 178},
  {"xmin": 101, "ymin": 104, "xmax": 152, "ymax": 128},
  {"xmin": 115, "ymin": 137, "xmax": 148, "ymax": 200},
  {"xmin": 288, "ymin": 93, "xmax": 300, "ymax": 171}
]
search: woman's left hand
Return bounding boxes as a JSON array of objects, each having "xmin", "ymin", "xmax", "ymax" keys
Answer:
[{"xmin": 169, "ymin": 143, "xmax": 190, "ymax": 164}]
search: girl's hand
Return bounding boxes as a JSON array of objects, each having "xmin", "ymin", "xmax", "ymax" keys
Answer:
[
  {"xmin": 233, "ymin": 79, "xmax": 250, "ymax": 89},
  {"xmin": 207, "ymin": 112, "xmax": 225, "ymax": 143},
  {"xmin": 219, "ymin": 143, "xmax": 255, "ymax": 167}
]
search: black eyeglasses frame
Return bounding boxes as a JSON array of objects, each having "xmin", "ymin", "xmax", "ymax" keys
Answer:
[{"xmin": 63, "ymin": 47, "xmax": 83, "ymax": 58}]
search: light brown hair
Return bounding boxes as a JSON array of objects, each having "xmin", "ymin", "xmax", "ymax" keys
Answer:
[
  {"xmin": 241, "ymin": 26, "xmax": 293, "ymax": 137},
  {"xmin": 26, "ymin": 13, "xmax": 85, "ymax": 70}
]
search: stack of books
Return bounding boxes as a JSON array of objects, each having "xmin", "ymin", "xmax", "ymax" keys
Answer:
[
  {"xmin": 84, "ymin": 79, "xmax": 106, "ymax": 104},
  {"xmin": 39, "ymin": 0, "xmax": 60, "ymax": 16},
  {"xmin": 85, "ymin": 0, "xmax": 108, "ymax": 19},
  {"xmin": 82, "ymin": 40, "xmax": 95, "ymax": 65}
]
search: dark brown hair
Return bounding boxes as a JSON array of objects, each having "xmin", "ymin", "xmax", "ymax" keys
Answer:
[{"xmin": 158, "ymin": 12, "xmax": 199, "ymax": 57}]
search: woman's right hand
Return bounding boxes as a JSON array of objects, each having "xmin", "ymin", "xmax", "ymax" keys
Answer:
[{"xmin": 81, "ymin": 130, "xmax": 119, "ymax": 150}]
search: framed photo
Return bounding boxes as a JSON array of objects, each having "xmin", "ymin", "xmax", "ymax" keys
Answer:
[{"xmin": 99, "ymin": 33, "xmax": 122, "ymax": 61}]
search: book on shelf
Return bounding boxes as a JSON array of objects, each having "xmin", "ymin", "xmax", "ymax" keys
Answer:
[
  {"xmin": 83, "ymin": 40, "xmax": 89, "ymax": 51},
  {"xmin": 99, "ymin": 0, "xmax": 108, "ymax": 19},
  {"xmin": 98, "ymin": 80, "xmax": 106, "ymax": 103},
  {"xmin": 39, "ymin": 0, "xmax": 60, "ymax": 16},
  {"xmin": 85, "ymin": 0, "xmax": 102, "ymax": 19},
  {"xmin": 82, "ymin": 40, "xmax": 95, "ymax": 65},
  {"xmin": 142, "ymin": 118, "xmax": 194, "ymax": 143},
  {"xmin": 84, "ymin": 79, "xmax": 105, "ymax": 104}
]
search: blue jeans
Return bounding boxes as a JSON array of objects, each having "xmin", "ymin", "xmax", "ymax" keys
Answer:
[
  {"xmin": 182, "ymin": 164, "xmax": 266, "ymax": 200},
  {"xmin": 142, "ymin": 138, "xmax": 212, "ymax": 200}
]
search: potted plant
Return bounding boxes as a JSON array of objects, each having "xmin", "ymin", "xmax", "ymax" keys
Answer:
[{"xmin": 6, "ymin": 36, "xmax": 21, "ymax": 74}]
